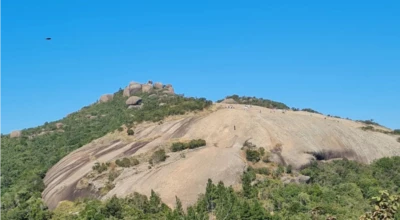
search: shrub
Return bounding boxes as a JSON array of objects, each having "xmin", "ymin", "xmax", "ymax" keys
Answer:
[
  {"xmin": 246, "ymin": 149, "xmax": 261, "ymax": 162},
  {"xmin": 171, "ymin": 142, "xmax": 186, "ymax": 152},
  {"xmin": 361, "ymin": 126, "xmax": 374, "ymax": 131},
  {"xmin": 170, "ymin": 139, "xmax": 206, "ymax": 152},
  {"xmin": 92, "ymin": 162, "xmax": 110, "ymax": 173},
  {"xmin": 393, "ymin": 129, "xmax": 400, "ymax": 135},
  {"xmin": 255, "ymin": 167, "xmax": 270, "ymax": 175},
  {"xmin": 286, "ymin": 165, "xmax": 292, "ymax": 174},
  {"xmin": 301, "ymin": 108, "xmax": 321, "ymax": 114},
  {"xmin": 115, "ymin": 157, "xmax": 137, "ymax": 168},
  {"xmin": 275, "ymin": 165, "xmax": 284, "ymax": 177},
  {"xmin": 259, "ymin": 147, "xmax": 265, "ymax": 156},
  {"xmin": 218, "ymin": 95, "xmax": 289, "ymax": 109},
  {"xmin": 108, "ymin": 171, "xmax": 119, "ymax": 182},
  {"xmin": 127, "ymin": 129, "xmax": 134, "ymax": 136},
  {"xmin": 262, "ymin": 155, "xmax": 271, "ymax": 163},
  {"xmin": 117, "ymin": 127, "xmax": 124, "ymax": 132},
  {"xmin": 149, "ymin": 149, "xmax": 167, "ymax": 165},
  {"xmin": 359, "ymin": 190, "xmax": 400, "ymax": 219}
]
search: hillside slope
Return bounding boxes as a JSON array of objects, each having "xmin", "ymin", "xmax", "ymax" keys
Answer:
[{"xmin": 42, "ymin": 103, "xmax": 400, "ymax": 210}]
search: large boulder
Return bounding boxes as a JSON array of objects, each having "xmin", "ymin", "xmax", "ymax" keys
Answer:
[
  {"xmin": 154, "ymin": 82, "xmax": 163, "ymax": 89},
  {"xmin": 126, "ymin": 96, "xmax": 142, "ymax": 106},
  {"xmin": 99, "ymin": 94, "xmax": 114, "ymax": 103},
  {"xmin": 162, "ymin": 84, "xmax": 175, "ymax": 94},
  {"xmin": 142, "ymin": 84, "xmax": 153, "ymax": 93},
  {"xmin": 123, "ymin": 82, "xmax": 142, "ymax": 97},
  {"xmin": 56, "ymin": 123, "xmax": 64, "ymax": 129},
  {"xmin": 10, "ymin": 130, "xmax": 22, "ymax": 138},
  {"xmin": 281, "ymin": 175, "xmax": 310, "ymax": 184}
]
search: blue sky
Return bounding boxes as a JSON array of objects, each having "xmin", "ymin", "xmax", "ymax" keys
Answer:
[{"xmin": 2, "ymin": 0, "xmax": 399, "ymax": 134}]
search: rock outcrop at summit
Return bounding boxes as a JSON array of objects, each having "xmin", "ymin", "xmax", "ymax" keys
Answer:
[
  {"xmin": 99, "ymin": 94, "xmax": 114, "ymax": 103},
  {"xmin": 141, "ymin": 84, "xmax": 153, "ymax": 93},
  {"xmin": 125, "ymin": 96, "xmax": 142, "ymax": 106},
  {"xmin": 122, "ymin": 80, "xmax": 175, "ymax": 97},
  {"xmin": 154, "ymin": 82, "xmax": 163, "ymax": 89},
  {"xmin": 123, "ymin": 82, "xmax": 142, "ymax": 97},
  {"xmin": 10, "ymin": 130, "xmax": 22, "ymax": 138}
]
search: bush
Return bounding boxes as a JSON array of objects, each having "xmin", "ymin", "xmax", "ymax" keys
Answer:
[
  {"xmin": 115, "ymin": 157, "xmax": 138, "ymax": 167},
  {"xmin": 246, "ymin": 149, "xmax": 261, "ymax": 162},
  {"xmin": 359, "ymin": 190, "xmax": 400, "ymax": 219},
  {"xmin": 286, "ymin": 165, "xmax": 292, "ymax": 174},
  {"xmin": 259, "ymin": 147, "xmax": 265, "ymax": 156},
  {"xmin": 255, "ymin": 167, "xmax": 270, "ymax": 175},
  {"xmin": 171, "ymin": 142, "xmax": 186, "ymax": 152},
  {"xmin": 127, "ymin": 129, "xmax": 134, "ymax": 136},
  {"xmin": 92, "ymin": 162, "xmax": 110, "ymax": 173},
  {"xmin": 117, "ymin": 127, "xmax": 124, "ymax": 132},
  {"xmin": 301, "ymin": 108, "xmax": 321, "ymax": 114},
  {"xmin": 149, "ymin": 149, "xmax": 167, "ymax": 165},
  {"xmin": 262, "ymin": 155, "xmax": 271, "ymax": 163},
  {"xmin": 170, "ymin": 139, "xmax": 206, "ymax": 152},
  {"xmin": 361, "ymin": 126, "xmax": 374, "ymax": 131},
  {"xmin": 274, "ymin": 165, "xmax": 285, "ymax": 177},
  {"xmin": 393, "ymin": 129, "xmax": 400, "ymax": 135},
  {"xmin": 108, "ymin": 171, "xmax": 119, "ymax": 182},
  {"xmin": 218, "ymin": 95, "xmax": 289, "ymax": 109}
]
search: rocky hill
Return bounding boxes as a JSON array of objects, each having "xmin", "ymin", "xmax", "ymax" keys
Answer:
[
  {"xmin": 2, "ymin": 80, "xmax": 400, "ymax": 219},
  {"xmin": 42, "ymin": 102, "xmax": 400, "ymax": 210}
]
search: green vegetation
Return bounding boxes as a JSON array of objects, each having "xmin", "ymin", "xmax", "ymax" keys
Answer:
[
  {"xmin": 2, "ymin": 84, "xmax": 400, "ymax": 219},
  {"xmin": 217, "ymin": 95, "xmax": 289, "ymax": 109},
  {"xmin": 149, "ymin": 149, "xmax": 167, "ymax": 165},
  {"xmin": 115, "ymin": 157, "xmax": 139, "ymax": 168},
  {"xmin": 359, "ymin": 190, "xmax": 400, "ymax": 220},
  {"xmin": 357, "ymin": 119, "xmax": 382, "ymax": 127},
  {"xmin": 360, "ymin": 125, "xmax": 398, "ymax": 135},
  {"xmin": 301, "ymin": 108, "xmax": 322, "ymax": 114},
  {"xmin": 92, "ymin": 162, "xmax": 110, "ymax": 174},
  {"xmin": 246, "ymin": 149, "xmax": 261, "ymax": 162},
  {"xmin": 5, "ymin": 153, "xmax": 400, "ymax": 219},
  {"xmin": 393, "ymin": 129, "xmax": 400, "ymax": 135},
  {"xmin": 1, "ymin": 89, "xmax": 212, "ymax": 219},
  {"xmin": 127, "ymin": 128, "xmax": 134, "ymax": 136},
  {"xmin": 170, "ymin": 139, "xmax": 206, "ymax": 152},
  {"xmin": 254, "ymin": 167, "xmax": 270, "ymax": 175}
]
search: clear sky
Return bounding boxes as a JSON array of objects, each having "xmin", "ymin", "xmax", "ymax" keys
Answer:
[{"xmin": 1, "ymin": 0, "xmax": 399, "ymax": 134}]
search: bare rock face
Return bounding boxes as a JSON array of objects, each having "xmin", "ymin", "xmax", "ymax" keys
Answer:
[
  {"xmin": 154, "ymin": 82, "xmax": 163, "ymax": 89},
  {"xmin": 221, "ymin": 98, "xmax": 238, "ymax": 104},
  {"xmin": 126, "ymin": 96, "xmax": 142, "ymax": 106},
  {"xmin": 281, "ymin": 175, "xmax": 311, "ymax": 184},
  {"xmin": 163, "ymin": 84, "xmax": 175, "ymax": 94},
  {"xmin": 56, "ymin": 123, "xmax": 64, "ymax": 129},
  {"xmin": 10, "ymin": 130, "xmax": 22, "ymax": 138},
  {"xmin": 43, "ymin": 104, "xmax": 400, "ymax": 210},
  {"xmin": 123, "ymin": 82, "xmax": 142, "ymax": 97},
  {"xmin": 99, "ymin": 94, "xmax": 114, "ymax": 103},
  {"xmin": 142, "ymin": 84, "xmax": 153, "ymax": 93}
]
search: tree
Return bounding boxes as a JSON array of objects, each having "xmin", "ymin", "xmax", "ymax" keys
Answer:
[
  {"xmin": 360, "ymin": 190, "xmax": 400, "ymax": 220},
  {"xmin": 127, "ymin": 129, "xmax": 134, "ymax": 136}
]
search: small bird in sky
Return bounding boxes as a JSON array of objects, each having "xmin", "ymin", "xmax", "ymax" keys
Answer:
[{"xmin": 45, "ymin": 37, "xmax": 52, "ymax": 40}]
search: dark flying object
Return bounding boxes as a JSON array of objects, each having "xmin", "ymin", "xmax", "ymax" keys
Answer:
[{"xmin": 45, "ymin": 37, "xmax": 52, "ymax": 40}]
